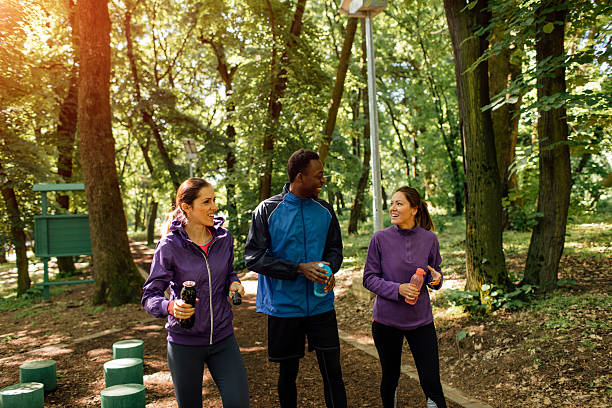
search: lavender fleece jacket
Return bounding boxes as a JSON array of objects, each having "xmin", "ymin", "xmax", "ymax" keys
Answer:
[
  {"xmin": 142, "ymin": 217, "xmax": 239, "ymax": 346},
  {"xmin": 363, "ymin": 225, "xmax": 443, "ymax": 331}
]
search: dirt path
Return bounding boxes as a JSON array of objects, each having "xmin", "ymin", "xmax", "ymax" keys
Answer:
[{"xmin": 0, "ymin": 242, "xmax": 466, "ymax": 407}]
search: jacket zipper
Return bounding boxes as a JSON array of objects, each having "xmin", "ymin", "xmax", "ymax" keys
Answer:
[
  {"xmin": 192, "ymin": 240, "xmax": 216, "ymax": 345},
  {"xmin": 300, "ymin": 200, "xmax": 309, "ymax": 316}
]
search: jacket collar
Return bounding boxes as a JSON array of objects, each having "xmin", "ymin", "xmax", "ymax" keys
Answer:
[
  {"xmin": 170, "ymin": 216, "xmax": 228, "ymax": 245},
  {"xmin": 282, "ymin": 183, "xmax": 312, "ymax": 204},
  {"xmin": 393, "ymin": 224, "xmax": 420, "ymax": 235}
]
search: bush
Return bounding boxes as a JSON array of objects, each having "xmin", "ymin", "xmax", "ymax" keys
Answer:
[{"xmin": 443, "ymin": 283, "xmax": 538, "ymax": 315}]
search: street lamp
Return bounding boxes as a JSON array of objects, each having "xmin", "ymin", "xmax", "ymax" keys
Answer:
[
  {"xmin": 340, "ymin": 0, "xmax": 387, "ymax": 232},
  {"xmin": 182, "ymin": 138, "xmax": 198, "ymax": 178}
]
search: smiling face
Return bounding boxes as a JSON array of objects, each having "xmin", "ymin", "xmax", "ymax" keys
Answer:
[
  {"xmin": 295, "ymin": 159, "xmax": 326, "ymax": 198},
  {"xmin": 181, "ymin": 185, "xmax": 218, "ymax": 227},
  {"xmin": 390, "ymin": 191, "xmax": 418, "ymax": 229}
]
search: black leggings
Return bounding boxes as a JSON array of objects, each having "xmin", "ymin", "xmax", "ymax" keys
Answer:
[
  {"xmin": 277, "ymin": 349, "xmax": 347, "ymax": 408},
  {"xmin": 372, "ymin": 321, "xmax": 446, "ymax": 408}
]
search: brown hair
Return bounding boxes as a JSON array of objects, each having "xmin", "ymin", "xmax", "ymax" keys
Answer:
[
  {"xmin": 162, "ymin": 178, "xmax": 212, "ymax": 234},
  {"xmin": 394, "ymin": 186, "xmax": 434, "ymax": 231}
]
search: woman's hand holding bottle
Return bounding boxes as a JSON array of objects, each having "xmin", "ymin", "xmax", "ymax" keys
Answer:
[
  {"xmin": 399, "ymin": 282, "xmax": 420, "ymax": 303},
  {"xmin": 169, "ymin": 298, "xmax": 197, "ymax": 319}
]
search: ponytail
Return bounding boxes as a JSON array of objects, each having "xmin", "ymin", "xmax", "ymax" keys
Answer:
[
  {"xmin": 395, "ymin": 186, "xmax": 435, "ymax": 231},
  {"xmin": 417, "ymin": 200, "xmax": 434, "ymax": 231},
  {"xmin": 161, "ymin": 207, "xmax": 185, "ymax": 236}
]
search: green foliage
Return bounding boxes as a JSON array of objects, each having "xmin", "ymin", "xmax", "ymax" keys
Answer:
[
  {"xmin": 443, "ymin": 283, "xmax": 538, "ymax": 315},
  {"xmin": 0, "ymin": 286, "xmax": 45, "ymax": 311},
  {"xmin": 502, "ymin": 191, "xmax": 542, "ymax": 231}
]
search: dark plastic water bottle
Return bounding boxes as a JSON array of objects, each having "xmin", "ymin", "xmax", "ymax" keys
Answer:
[
  {"xmin": 405, "ymin": 268, "xmax": 426, "ymax": 305},
  {"xmin": 179, "ymin": 281, "xmax": 196, "ymax": 328},
  {"xmin": 232, "ymin": 290, "xmax": 242, "ymax": 305},
  {"xmin": 313, "ymin": 263, "xmax": 333, "ymax": 298}
]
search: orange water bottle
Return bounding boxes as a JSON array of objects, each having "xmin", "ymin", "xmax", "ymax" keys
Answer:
[{"xmin": 405, "ymin": 268, "xmax": 426, "ymax": 305}]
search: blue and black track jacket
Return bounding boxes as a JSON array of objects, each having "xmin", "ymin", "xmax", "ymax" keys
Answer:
[{"xmin": 245, "ymin": 183, "xmax": 343, "ymax": 317}]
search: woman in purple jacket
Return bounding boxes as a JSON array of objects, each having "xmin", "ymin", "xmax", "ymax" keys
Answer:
[
  {"xmin": 363, "ymin": 186, "xmax": 446, "ymax": 408},
  {"xmin": 142, "ymin": 178, "xmax": 249, "ymax": 408}
]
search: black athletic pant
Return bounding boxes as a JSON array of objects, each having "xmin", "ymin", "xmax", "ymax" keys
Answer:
[
  {"xmin": 167, "ymin": 335, "xmax": 249, "ymax": 407},
  {"xmin": 372, "ymin": 321, "xmax": 446, "ymax": 408},
  {"xmin": 278, "ymin": 349, "xmax": 346, "ymax": 408}
]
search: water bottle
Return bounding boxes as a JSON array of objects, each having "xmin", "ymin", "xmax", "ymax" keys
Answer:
[
  {"xmin": 405, "ymin": 268, "xmax": 426, "ymax": 305},
  {"xmin": 313, "ymin": 263, "xmax": 333, "ymax": 297},
  {"xmin": 179, "ymin": 281, "xmax": 196, "ymax": 328}
]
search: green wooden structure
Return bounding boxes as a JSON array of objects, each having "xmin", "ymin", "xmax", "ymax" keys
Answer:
[{"xmin": 33, "ymin": 184, "xmax": 93, "ymax": 300}]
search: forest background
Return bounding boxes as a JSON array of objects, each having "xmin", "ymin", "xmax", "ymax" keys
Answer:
[{"xmin": 0, "ymin": 0, "xmax": 611, "ymax": 406}]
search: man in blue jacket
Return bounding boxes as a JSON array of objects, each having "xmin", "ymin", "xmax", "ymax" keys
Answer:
[{"xmin": 245, "ymin": 149, "xmax": 347, "ymax": 408}]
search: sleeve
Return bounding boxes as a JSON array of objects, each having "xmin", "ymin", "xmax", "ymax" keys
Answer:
[
  {"xmin": 427, "ymin": 234, "xmax": 443, "ymax": 290},
  {"xmin": 244, "ymin": 202, "xmax": 299, "ymax": 280},
  {"xmin": 141, "ymin": 240, "xmax": 172, "ymax": 318},
  {"xmin": 225, "ymin": 233, "xmax": 240, "ymax": 293},
  {"xmin": 362, "ymin": 234, "xmax": 401, "ymax": 301},
  {"xmin": 322, "ymin": 205, "xmax": 343, "ymax": 274}
]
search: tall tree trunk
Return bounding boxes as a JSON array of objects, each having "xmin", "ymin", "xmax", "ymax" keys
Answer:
[
  {"xmin": 56, "ymin": 0, "xmax": 79, "ymax": 274},
  {"xmin": 134, "ymin": 199, "xmax": 142, "ymax": 232},
  {"xmin": 0, "ymin": 246, "xmax": 6, "ymax": 264},
  {"xmin": 348, "ymin": 21, "xmax": 371, "ymax": 235},
  {"xmin": 147, "ymin": 200, "xmax": 158, "ymax": 246},
  {"xmin": 524, "ymin": 4, "xmax": 570, "ymax": 292},
  {"xmin": 0, "ymin": 164, "xmax": 30, "ymax": 295},
  {"xmin": 318, "ymin": 17, "xmax": 358, "ymax": 166},
  {"xmin": 489, "ymin": 33, "xmax": 522, "ymax": 227},
  {"xmin": 444, "ymin": 0, "xmax": 511, "ymax": 294},
  {"xmin": 260, "ymin": 0, "xmax": 307, "ymax": 201},
  {"xmin": 124, "ymin": 10, "xmax": 180, "ymax": 190},
  {"xmin": 78, "ymin": 0, "xmax": 143, "ymax": 305}
]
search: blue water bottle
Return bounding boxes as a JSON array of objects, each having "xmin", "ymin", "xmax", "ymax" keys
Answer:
[{"xmin": 314, "ymin": 263, "xmax": 333, "ymax": 297}]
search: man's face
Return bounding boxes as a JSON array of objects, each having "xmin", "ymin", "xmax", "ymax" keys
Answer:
[{"xmin": 298, "ymin": 159, "xmax": 326, "ymax": 198}]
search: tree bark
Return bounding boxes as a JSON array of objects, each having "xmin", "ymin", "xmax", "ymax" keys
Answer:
[
  {"xmin": 55, "ymin": 0, "xmax": 79, "ymax": 275},
  {"xmin": 147, "ymin": 200, "xmax": 158, "ymax": 246},
  {"xmin": 524, "ymin": 3, "xmax": 571, "ymax": 292},
  {"xmin": 489, "ymin": 32, "xmax": 522, "ymax": 227},
  {"xmin": 0, "ymin": 164, "xmax": 30, "ymax": 295},
  {"xmin": 260, "ymin": 0, "xmax": 307, "ymax": 201},
  {"xmin": 348, "ymin": 21, "xmax": 371, "ymax": 235},
  {"xmin": 444, "ymin": 0, "xmax": 511, "ymax": 293},
  {"xmin": 78, "ymin": 0, "xmax": 143, "ymax": 305},
  {"xmin": 318, "ymin": 17, "xmax": 358, "ymax": 166}
]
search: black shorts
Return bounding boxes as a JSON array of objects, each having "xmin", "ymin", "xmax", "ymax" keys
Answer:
[{"xmin": 267, "ymin": 310, "xmax": 341, "ymax": 361}]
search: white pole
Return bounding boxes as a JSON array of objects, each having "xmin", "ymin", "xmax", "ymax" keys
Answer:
[{"xmin": 365, "ymin": 11, "xmax": 383, "ymax": 232}]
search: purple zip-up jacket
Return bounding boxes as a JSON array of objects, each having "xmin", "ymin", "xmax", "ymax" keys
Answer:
[
  {"xmin": 363, "ymin": 225, "xmax": 443, "ymax": 331},
  {"xmin": 142, "ymin": 217, "xmax": 240, "ymax": 346}
]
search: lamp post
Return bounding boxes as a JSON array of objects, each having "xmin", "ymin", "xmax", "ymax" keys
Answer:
[
  {"xmin": 340, "ymin": 0, "xmax": 387, "ymax": 232},
  {"xmin": 182, "ymin": 138, "xmax": 198, "ymax": 178}
]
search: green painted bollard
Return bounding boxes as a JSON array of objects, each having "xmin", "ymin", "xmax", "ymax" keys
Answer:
[
  {"xmin": 19, "ymin": 359, "xmax": 57, "ymax": 391},
  {"xmin": 100, "ymin": 384, "xmax": 146, "ymax": 408},
  {"xmin": 0, "ymin": 382, "xmax": 44, "ymax": 408},
  {"xmin": 112, "ymin": 339, "xmax": 144, "ymax": 360},
  {"xmin": 103, "ymin": 358, "xmax": 143, "ymax": 388}
]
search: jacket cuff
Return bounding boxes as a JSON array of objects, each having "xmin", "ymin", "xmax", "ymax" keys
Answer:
[{"xmin": 162, "ymin": 299, "xmax": 171, "ymax": 317}]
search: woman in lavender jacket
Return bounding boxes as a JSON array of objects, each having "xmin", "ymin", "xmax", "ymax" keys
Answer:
[
  {"xmin": 363, "ymin": 186, "xmax": 446, "ymax": 408},
  {"xmin": 142, "ymin": 178, "xmax": 249, "ymax": 408}
]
